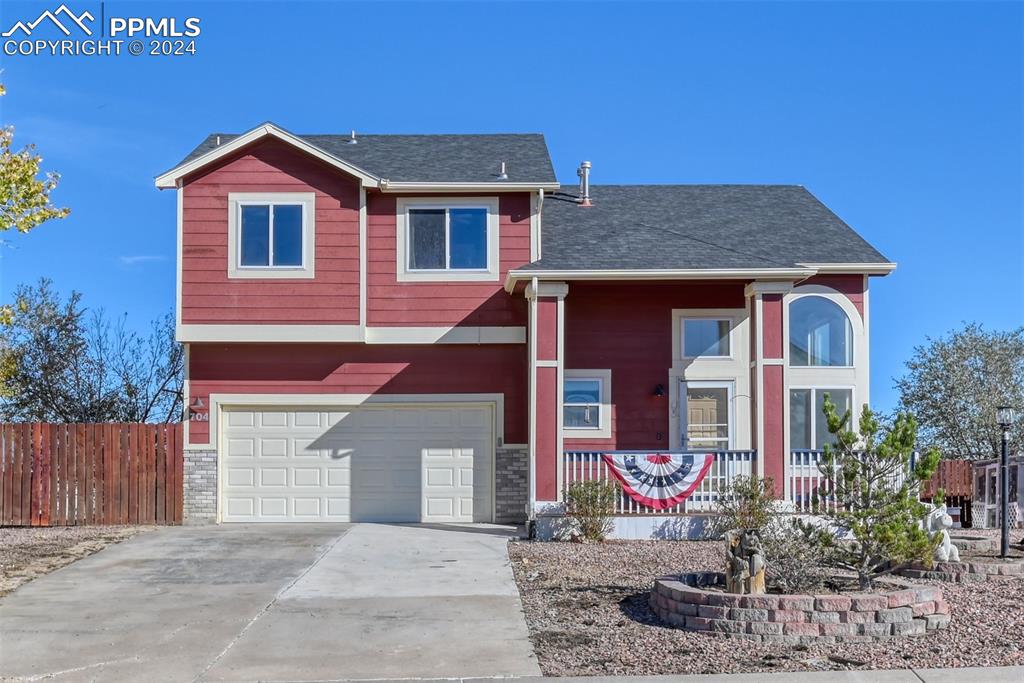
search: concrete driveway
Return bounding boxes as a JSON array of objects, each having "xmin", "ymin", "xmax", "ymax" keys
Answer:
[{"xmin": 0, "ymin": 524, "xmax": 540, "ymax": 682}]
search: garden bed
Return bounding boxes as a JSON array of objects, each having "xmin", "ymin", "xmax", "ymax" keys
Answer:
[
  {"xmin": 508, "ymin": 536, "xmax": 1024, "ymax": 676},
  {"xmin": 0, "ymin": 526, "xmax": 148, "ymax": 597}
]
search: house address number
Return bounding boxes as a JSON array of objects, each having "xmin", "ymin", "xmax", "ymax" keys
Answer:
[{"xmin": 190, "ymin": 412, "xmax": 209, "ymax": 422}]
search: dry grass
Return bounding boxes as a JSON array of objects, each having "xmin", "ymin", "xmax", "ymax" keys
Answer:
[{"xmin": 0, "ymin": 526, "xmax": 148, "ymax": 597}]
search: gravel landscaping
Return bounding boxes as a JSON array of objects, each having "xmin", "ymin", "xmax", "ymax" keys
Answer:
[
  {"xmin": 508, "ymin": 529, "xmax": 1024, "ymax": 676},
  {"xmin": 0, "ymin": 526, "xmax": 149, "ymax": 597}
]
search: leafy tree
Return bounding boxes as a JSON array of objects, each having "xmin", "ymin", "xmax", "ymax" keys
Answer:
[
  {"xmin": 816, "ymin": 394, "xmax": 940, "ymax": 589},
  {"xmin": 0, "ymin": 83, "xmax": 71, "ymax": 325},
  {"xmin": 896, "ymin": 323, "xmax": 1023, "ymax": 459},
  {"xmin": 0, "ymin": 83, "xmax": 70, "ymax": 234},
  {"xmin": 0, "ymin": 279, "xmax": 182, "ymax": 423}
]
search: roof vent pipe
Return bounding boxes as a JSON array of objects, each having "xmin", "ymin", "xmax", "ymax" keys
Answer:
[
  {"xmin": 577, "ymin": 160, "xmax": 592, "ymax": 207},
  {"xmin": 215, "ymin": 135, "xmax": 221, "ymax": 146},
  {"xmin": 348, "ymin": 129, "xmax": 358, "ymax": 144},
  {"xmin": 497, "ymin": 161, "xmax": 508, "ymax": 180}
]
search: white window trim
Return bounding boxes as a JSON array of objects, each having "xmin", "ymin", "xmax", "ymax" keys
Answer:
[
  {"xmin": 788, "ymin": 385, "xmax": 856, "ymax": 451},
  {"xmin": 563, "ymin": 369, "xmax": 612, "ymax": 439},
  {"xmin": 680, "ymin": 379, "xmax": 735, "ymax": 451},
  {"xmin": 396, "ymin": 197, "xmax": 500, "ymax": 282},
  {"xmin": 671, "ymin": 309, "xmax": 745, "ymax": 364},
  {"xmin": 227, "ymin": 192, "xmax": 316, "ymax": 279}
]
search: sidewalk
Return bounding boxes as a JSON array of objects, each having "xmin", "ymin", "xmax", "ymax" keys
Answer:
[{"xmin": 325, "ymin": 667, "xmax": 1022, "ymax": 683}]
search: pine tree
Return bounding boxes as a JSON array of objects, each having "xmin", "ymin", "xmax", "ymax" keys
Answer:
[{"xmin": 816, "ymin": 394, "xmax": 940, "ymax": 589}]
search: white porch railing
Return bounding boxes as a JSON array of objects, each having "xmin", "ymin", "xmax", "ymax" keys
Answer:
[
  {"xmin": 787, "ymin": 449, "xmax": 914, "ymax": 513},
  {"xmin": 562, "ymin": 450, "xmax": 757, "ymax": 514}
]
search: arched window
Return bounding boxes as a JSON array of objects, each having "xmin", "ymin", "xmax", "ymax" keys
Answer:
[{"xmin": 789, "ymin": 296, "xmax": 853, "ymax": 367}]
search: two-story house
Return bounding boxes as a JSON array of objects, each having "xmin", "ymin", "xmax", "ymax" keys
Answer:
[{"xmin": 157, "ymin": 123, "xmax": 893, "ymax": 534}]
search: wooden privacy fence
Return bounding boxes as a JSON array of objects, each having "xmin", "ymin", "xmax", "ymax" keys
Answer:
[
  {"xmin": 0, "ymin": 423, "xmax": 183, "ymax": 527},
  {"xmin": 920, "ymin": 459, "xmax": 973, "ymax": 500}
]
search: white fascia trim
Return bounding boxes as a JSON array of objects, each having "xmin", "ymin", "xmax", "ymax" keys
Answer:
[
  {"xmin": 192, "ymin": 392, "xmax": 507, "ymax": 452},
  {"xmin": 506, "ymin": 268, "xmax": 816, "ymax": 291},
  {"xmin": 365, "ymin": 326, "xmax": 526, "ymax": 344},
  {"xmin": 177, "ymin": 324, "xmax": 363, "ymax": 343},
  {"xmin": 155, "ymin": 123, "xmax": 380, "ymax": 189},
  {"xmin": 380, "ymin": 181, "xmax": 560, "ymax": 193},
  {"xmin": 797, "ymin": 262, "xmax": 897, "ymax": 276}
]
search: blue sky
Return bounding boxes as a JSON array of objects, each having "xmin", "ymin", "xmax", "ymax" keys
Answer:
[{"xmin": 0, "ymin": 1, "xmax": 1021, "ymax": 412}]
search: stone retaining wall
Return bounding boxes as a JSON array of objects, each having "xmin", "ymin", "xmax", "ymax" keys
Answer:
[
  {"xmin": 650, "ymin": 572, "xmax": 950, "ymax": 642},
  {"xmin": 899, "ymin": 557, "xmax": 1024, "ymax": 583}
]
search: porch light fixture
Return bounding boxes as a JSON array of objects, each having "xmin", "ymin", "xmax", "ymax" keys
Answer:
[
  {"xmin": 996, "ymin": 406, "xmax": 1017, "ymax": 558},
  {"xmin": 190, "ymin": 397, "xmax": 206, "ymax": 410},
  {"xmin": 653, "ymin": 384, "xmax": 665, "ymax": 398}
]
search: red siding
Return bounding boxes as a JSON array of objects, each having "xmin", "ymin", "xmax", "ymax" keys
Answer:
[
  {"xmin": 762, "ymin": 364, "xmax": 785, "ymax": 495},
  {"xmin": 366, "ymin": 193, "xmax": 529, "ymax": 327},
  {"xmin": 536, "ymin": 298, "xmax": 558, "ymax": 360},
  {"xmin": 187, "ymin": 343, "xmax": 527, "ymax": 445},
  {"xmin": 181, "ymin": 139, "xmax": 361, "ymax": 325},
  {"xmin": 762, "ymin": 294, "xmax": 784, "ymax": 359},
  {"xmin": 534, "ymin": 366, "xmax": 558, "ymax": 500},
  {"xmin": 804, "ymin": 274, "xmax": 866, "ymax": 319},
  {"xmin": 562, "ymin": 282, "xmax": 746, "ymax": 451}
]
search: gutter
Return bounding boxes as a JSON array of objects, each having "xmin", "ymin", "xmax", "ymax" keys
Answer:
[{"xmin": 504, "ymin": 267, "xmax": 818, "ymax": 292}]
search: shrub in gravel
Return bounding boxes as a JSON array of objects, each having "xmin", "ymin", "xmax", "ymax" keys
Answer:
[
  {"xmin": 712, "ymin": 475, "xmax": 828, "ymax": 593},
  {"xmin": 565, "ymin": 480, "xmax": 620, "ymax": 541},
  {"xmin": 711, "ymin": 475, "xmax": 777, "ymax": 538},
  {"xmin": 762, "ymin": 520, "xmax": 828, "ymax": 593}
]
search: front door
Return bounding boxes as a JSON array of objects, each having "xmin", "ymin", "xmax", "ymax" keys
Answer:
[{"xmin": 681, "ymin": 381, "xmax": 734, "ymax": 451}]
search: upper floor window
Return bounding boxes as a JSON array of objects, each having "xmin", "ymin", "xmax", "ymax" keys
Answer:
[
  {"xmin": 563, "ymin": 369, "xmax": 612, "ymax": 439},
  {"xmin": 228, "ymin": 193, "xmax": 316, "ymax": 279},
  {"xmin": 789, "ymin": 296, "xmax": 853, "ymax": 367},
  {"xmin": 682, "ymin": 318, "xmax": 731, "ymax": 358},
  {"xmin": 396, "ymin": 198, "xmax": 500, "ymax": 282}
]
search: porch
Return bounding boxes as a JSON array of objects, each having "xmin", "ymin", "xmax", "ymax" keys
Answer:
[{"xmin": 543, "ymin": 449, "xmax": 917, "ymax": 539}]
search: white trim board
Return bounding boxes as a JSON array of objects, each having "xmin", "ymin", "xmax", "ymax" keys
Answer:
[
  {"xmin": 365, "ymin": 326, "xmax": 525, "ymax": 344},
  {"xmin": 177, "ymin": 324, "xmax": 526, "ymax": 344}
]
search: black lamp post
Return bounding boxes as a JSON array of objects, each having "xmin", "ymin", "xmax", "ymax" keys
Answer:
[{"xmin": 996, "ymin": 406, "xmax": 1017, "ymax": 558}]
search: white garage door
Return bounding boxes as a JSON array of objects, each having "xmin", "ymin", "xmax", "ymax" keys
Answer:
[{"xmin": 220, "ymin": 405, "xmax": 493, "ymax": 523}]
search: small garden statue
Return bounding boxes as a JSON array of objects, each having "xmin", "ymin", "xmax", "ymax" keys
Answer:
[
  {"xmin": 725, "ymin": 528, "xmax": 766, "ymax": 594},
  {"xmin": 924, "ymin": 503, "xmax": 961, "ymax": 562}
]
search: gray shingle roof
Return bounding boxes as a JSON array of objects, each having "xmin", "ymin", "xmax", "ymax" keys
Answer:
[
  {"xmin": 524, "ymin": 185, "xmax": 890, "ymax": 271},
  {"xmin": 177, "ymin": 132, "xmax": 556, "ymax": 184}
]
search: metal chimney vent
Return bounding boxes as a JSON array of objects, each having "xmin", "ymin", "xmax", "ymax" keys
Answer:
[
  {"xmin": 577, "ymin": 161, "xmax": 592, "ymax": 207},
  {"xmin": 348, "ymin": 130, "xmax": 358, "ymax": 144},
  {"xmin": 497, "ymin": 161, "xmax": 508, "ymax": 180}
]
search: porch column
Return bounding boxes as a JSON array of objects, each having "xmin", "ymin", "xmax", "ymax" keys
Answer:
[
  {"xmin": 746, "ymin": 281, "xmax": 792, "ymax": 498},
  {"xmin": 526, "ymin": 280, "xmax": 568, "ymax": 509}
]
